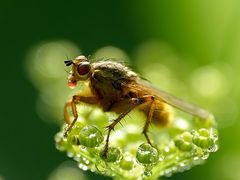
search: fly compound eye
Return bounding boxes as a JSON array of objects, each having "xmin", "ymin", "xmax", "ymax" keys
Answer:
[{"xmin": 77, "ymin": 61, "xmax": 91, "ymax": 76}]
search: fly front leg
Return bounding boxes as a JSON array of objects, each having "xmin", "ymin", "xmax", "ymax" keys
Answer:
[{"xmin": 64, "ymin": 95, "xmax": 99, "ymax": 137}]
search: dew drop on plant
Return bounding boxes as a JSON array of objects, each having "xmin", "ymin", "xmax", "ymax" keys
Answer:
[
  {"xmin": 78, "ymin": 163, "xmax": 88, "ymax": 171},
  {"xmin": 143, "ymin": 170, "xmax": 152, "ymax": 177},
  {"xmin": 164, "ymin": 147, "xmax": 170, "ymax": 153},
  {"xmin": 193, "ymin": 156, "xmax": 199, "ymax": 160},
  {"xmin": 164, "ymin": 169, "xmax": 173, "ymax": 177},
  {"xmin": 179, "ymin": 162, "xmax": 185, "ymax": 167},
  {"xmin": 79, "ymin": 125, "xmax": 104, "ymax": 148},
  {"xmin": 208, "ymin": 144, "xmax": 218, "ymax": 152},
  {"xmin": 73, "ymin": 156, "xmax": 80, "ymax": 162},
  {"xmin": 159, "ymin": 154, "xmax": 165, "ymax": 161},
  {"xmin": 100, "ymin": 147, "xmax": 121, "ymax": 162},
  {"xmin": 213, "ymin": 134, "xmax": 218, "ymax": 141},
  {"xmin": 80, "ymin": 146, "xmax": 87, "ymax": 151},
  {"xmin": 201, "ymin": 151, "xmax": 209, "ymax": 160},
  {"xmin": 120, "ymin": 154, "xmax": 135, "ymax": 170},
  {"xmin": 67, "ymin": 151, "xmax": 74, "ymax": 158},
  {"xmin": 85, "ymin": 159, "xmax": 90, "ymax": 165},
  {"xmin": 95, "ymin": 162, "xmax": 107, "ymax": 173},
  {"xmin": 191, "ymin": 129, "xmax": 196, "ymax": 135},
  {"xmin": 136, "ymin": 143, "xmax": 159, "ymax": 164},
  {"xmin": 171, "ymin": 166, "xmax": 177, "ymax": 173},
  {"xmin": 90, "ymin": 167, "xmax": 95, "ymax": 172}
]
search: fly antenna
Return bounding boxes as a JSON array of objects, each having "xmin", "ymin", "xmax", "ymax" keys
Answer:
[{"xmin": 64, "ymin": 55, "xmax": 73, "ymax": 66}]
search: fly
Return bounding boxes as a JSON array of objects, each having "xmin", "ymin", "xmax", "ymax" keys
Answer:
[{"xmin": 63, "ymin": 55, "xmax": 212, "ymax": 157}]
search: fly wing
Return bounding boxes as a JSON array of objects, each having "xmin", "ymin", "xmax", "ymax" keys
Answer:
[
  {"xmin": 152, "ymin": 88, "xmax": 212, "ymax": 120},
  {"xmin": 124, "ymin": 80, "xmax": 213, "ymax": 120}
]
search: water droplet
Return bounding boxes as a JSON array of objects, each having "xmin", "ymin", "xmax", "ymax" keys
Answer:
[
  {"xmin": 208, "ymin": 144, "xmax": 218, "ymax": 152},
  {"xmin": 80, "ymin": 146, "xmax": 87, "ymax": 151},
  {"xmin": 79, "ymin": 125, "xmax": 103, "ymax": 148},
  {"xmin": 159, "ymin": 154, "xmax": 164, "ymax": 161},
  {"xmin": 164, "ymin": 147, "xmax": 170, "ymax": 153},
  {"xmin": 201, "ymin": 151, "xmax": 209, "ymax": 160},
  {"xmin": 179, "ymin": 162, "xmax": 185, "ymax": 167},
  {"xmin": 164, "ymin": 169, "xmax": 173, "ymax": 177},
  {"xmin": 143, "ymin": 170, "xmax": 152, "ymax": 177},
  {"xmin": 213, "ymin": 134, "xmax": 218, "ymax": 141},
  {"xmin": 160, "ymin": 171, "xmax": 164, "ymax": 176},
  {"xmin": 178, "ymin": 162, "xmax": 191, "ymax": 172},
  {"xmin": 90, "ymin": 167, "xmax": 95, "ymax": 172},
  {"xmin": 67, "ymin": 151, "xmax": 74, "ymax": 158},
  {"xmin": 191, "ymin": 129, "xmax": 196, "ymax": 135},
  {"xmin": 76, "ymin": 154, "xmax": 81, "ymax": 158},
  {"xmin": 136, "ymin": 143, "xmax": 158, "ymax": 164},
  {"xmin": 85, "ymin": 159, "xmax": 90, "ymax": 165},
  {"xmin": 193, "ymin": 156, "xmax": 199, "ymax": 160},
  {"xmin": 73, "ymin": 156, "xmax": 80, "ymax": 162},
  {"xmin": 78, "ymin": 163, "xmax": 88, "ymax": 171},
  {"xmin": 95, "ymin": 162, "xmax": 107, "ymax": 173},
  {"xmin": 171, "ymin": 166, "xmax": 177, "ymax": 173},
  {"xmin": 100, "ymin": 147, "xmax": 121, "ymax": 162}
]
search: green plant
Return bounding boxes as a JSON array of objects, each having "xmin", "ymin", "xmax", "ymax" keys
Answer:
[{"xmin": 55, "ymin": 105, "xmax": 218, "ymax": 180}]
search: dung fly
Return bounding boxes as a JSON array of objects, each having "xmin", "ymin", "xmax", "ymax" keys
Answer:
[{"xmin": 63, "ymin": 55, "xmax": 212, "ymax": 156}]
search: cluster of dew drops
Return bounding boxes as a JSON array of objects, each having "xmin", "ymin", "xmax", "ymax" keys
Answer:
[{"xmin": 55, "ymin": 117, "xmax": 218, "ymax": 179}]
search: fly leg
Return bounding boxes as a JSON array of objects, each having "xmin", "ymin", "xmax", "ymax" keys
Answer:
[
  {"xmin": 142, "ymin": 96, "xmax": 156, "ymax": 146},
  {"xmin": 102, "ymin": 95, "xmax": 154, "ymax": 157},
  {"xmin": 64, "ymin": 95, "xmax": 98, "ymax": 137}
]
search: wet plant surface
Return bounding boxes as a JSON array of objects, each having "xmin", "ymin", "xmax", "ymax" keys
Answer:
[{"xmin": 55, "ymin": 105, "xmax": 218, "ymax": 180}]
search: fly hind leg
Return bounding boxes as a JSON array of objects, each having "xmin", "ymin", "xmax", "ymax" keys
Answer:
[
  {"xmin": 102, "ymin": 97, "xmax": 140, "ymax": 157},
  {"xmin": 102, "ymin": 95, "xmax": 155, "ymax": 157},
  {"xmin": 142, "ymin": 95, "xmax": 156, "ymax": 146}
]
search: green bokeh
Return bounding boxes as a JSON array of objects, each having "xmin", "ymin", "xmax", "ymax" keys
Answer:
[{"xmin": 1, "ymin": 0, "xmax": 240, "ymax": 180}]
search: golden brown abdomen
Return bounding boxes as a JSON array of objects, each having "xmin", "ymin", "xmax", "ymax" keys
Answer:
[{"xmin": 138, "ymin": 100, "xmax": 173, "ymax": 126}]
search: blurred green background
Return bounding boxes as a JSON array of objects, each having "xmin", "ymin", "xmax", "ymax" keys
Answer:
[{"xmin": 1, "ymin": 0, "xmax": 240, "ymax": 180}]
